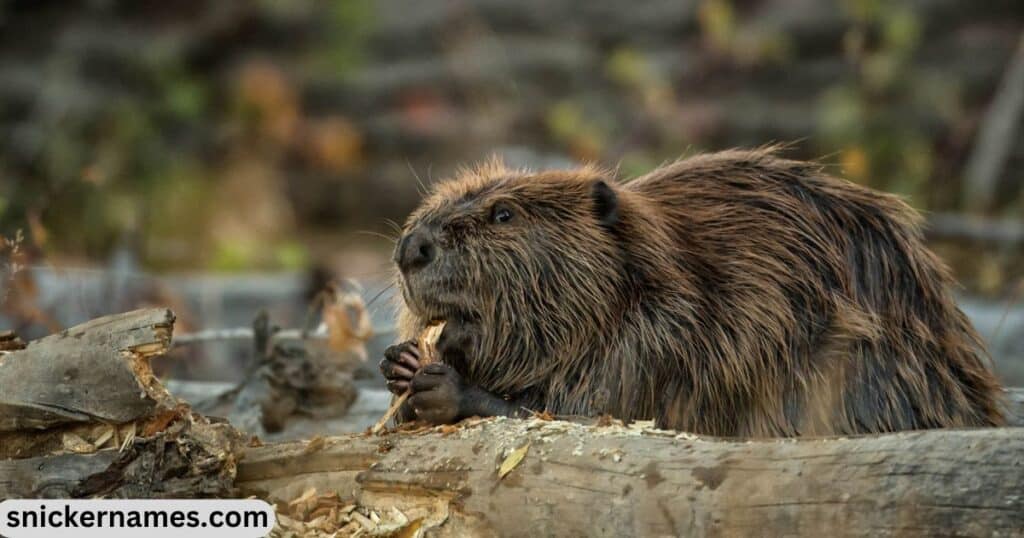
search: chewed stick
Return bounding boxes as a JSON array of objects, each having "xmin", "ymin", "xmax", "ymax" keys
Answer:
[{"xmin": 371, "ymin": 321, "xmax": 446, "ymax": 433}]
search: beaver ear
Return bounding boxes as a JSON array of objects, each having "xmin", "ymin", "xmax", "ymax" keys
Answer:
[{"xmin": 591, "ymin": 180, "xmax": 618, "ymax": 228}]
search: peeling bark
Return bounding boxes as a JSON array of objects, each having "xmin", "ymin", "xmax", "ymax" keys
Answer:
[{"xmin": 0, "ymin": 417, "xmax": 241, "ymax": 499}]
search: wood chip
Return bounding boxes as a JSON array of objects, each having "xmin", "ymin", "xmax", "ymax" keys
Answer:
[
  {"xmin": 533, "ymin": 410, "xmax": 555, "ymax": 421},
  {"xmin": 92, "ymin": 425, "xmax": 115, "ymax": 448},
  {"xmin": 62, "ymin": 432, "xmax": 96, "ymax": 454},
  {"xmin": 288, "ymin": 487, "xmax": 318, "ymax": 507},
  {"xmin": 306, "ymin": 515, "xmax": 327, "ymax": 530},
  {"xmin": 303, "ymin": 435, "xmax": 327, "ymax": 454},
  {"xmin": 351, "ymin": 510, "xmax": 375, "ymax": 531},
  {"xmin": 142, "ymin": 406, "xmax": 185, "ymax": 437},
  {"xmin": 308, "ymin": 506, "xmax": 334, "ymax": 521},
  {"xmin": 118, "ymin": 422, "xmax": 136, "ymax": 452},
  {"xmin": 389, "ymin": 507, "xmax": 409, "ymax": 526},
  {"xmin": 391, "ymin": 518, "xmax": 424, "ymax": 538}
]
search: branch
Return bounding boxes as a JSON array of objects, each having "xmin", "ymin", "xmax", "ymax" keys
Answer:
[
  {"xmin": 963, "ymin": 32, "xmax": 1024, "ymax": 211},
  {"xmin": 926, "ymin": 212, "xmax": 1024, "ymax": 247},
  {"xmin": 172, "ymin": 328, "xmax": 328, "ymax": 346}
]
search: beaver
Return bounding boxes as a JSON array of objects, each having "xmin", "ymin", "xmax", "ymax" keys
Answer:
[{"xmin": 379, "ymin": 148, "xmax": 1005, "ymax": 436}]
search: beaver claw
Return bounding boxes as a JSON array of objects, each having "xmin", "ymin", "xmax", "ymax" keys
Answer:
[
  {"xmin": 380, "ymin": 340, "xmax": 422, "ymax": 395},
  {"xmin": 409, "ymin": 363, "xmax": 466, "ymax": 424}
]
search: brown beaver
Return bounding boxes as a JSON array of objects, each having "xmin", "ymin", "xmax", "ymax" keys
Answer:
[{"xmin": 379, "ymin": 148, "xmax": 1005, "ymax": 436}]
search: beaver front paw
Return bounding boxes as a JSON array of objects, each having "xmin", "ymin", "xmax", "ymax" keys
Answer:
[
  {"xmin": 409, "ymin": 363, "xmax": 466, "ymax": 424},
  {"xmin": 379, "ymin": 340, "xmax": 422, "ymax": 395}
]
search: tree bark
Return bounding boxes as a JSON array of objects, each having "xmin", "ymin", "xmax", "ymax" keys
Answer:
[{"xmin": 237, "ymin": 418, "xmax": 1024, "ymax": 537}]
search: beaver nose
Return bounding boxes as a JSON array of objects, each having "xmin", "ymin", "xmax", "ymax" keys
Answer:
[{"xmin": 396, "ymin": 226, "xmax": 436, "ymax": 274}]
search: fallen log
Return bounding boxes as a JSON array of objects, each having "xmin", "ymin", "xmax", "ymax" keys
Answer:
[
  {"xmin": 0, "ymin": 308, "xmax": 176, "ymax": 432},
  {"xmin": 238, "ymin": 418, "xmax": 1024, "ymax": 537},
  {"xmin": 0, "ymin": 308, "xmax": 242, "ymax": 499},
  {"xmin": 0, "ymin": 416, "xmax": 240, "ymax": 499},
  {"xmin": 4, "ymin": 307, "xmax": 1023, "ymax": 536}
]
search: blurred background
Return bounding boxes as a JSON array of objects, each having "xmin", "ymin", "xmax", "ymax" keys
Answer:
[{"xmin": 1, "ymin": 0, "xmax": 1023, "ymax": 385}]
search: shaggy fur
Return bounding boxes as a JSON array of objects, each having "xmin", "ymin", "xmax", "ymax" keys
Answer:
[{"xmin": 395, "ymin": 148, "xmax": 1005, "ymax": 436}]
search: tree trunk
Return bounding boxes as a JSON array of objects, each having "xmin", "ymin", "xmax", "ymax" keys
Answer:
[{"xmin": 238, "ymin": 418, "xmax": 1024, "ymax": 537}]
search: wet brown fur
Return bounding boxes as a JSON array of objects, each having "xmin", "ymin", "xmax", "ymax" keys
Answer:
[{"xmin": 396, "ymin": 148, "xmax": 1005, "ymax": 436}]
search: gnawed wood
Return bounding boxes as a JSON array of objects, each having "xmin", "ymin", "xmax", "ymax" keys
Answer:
[
  {"xmin": 0, "ymin": 308, "xmax": 176, "ymax": 433},
  {"xmin": 0, "ymin": 415, "xmax": 241, "ymax": 499},
  {"xmin": 0, "ymin": 308, "xmax": 243, "ymax": 500},
  {"xmin": 239, "ymin": 418, "xmax": 1024, "ymax": 537},
  {"xmin": 371, "ymin": 321, "xmax": 446, "ymax": 434}
]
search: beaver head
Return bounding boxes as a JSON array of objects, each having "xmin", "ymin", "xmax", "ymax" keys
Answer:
[{"xmin": 394, "ymin": 160, "xmax": 625, "ymax": 393}]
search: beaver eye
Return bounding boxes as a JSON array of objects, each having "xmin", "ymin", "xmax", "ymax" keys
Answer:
[{"xmin": 491, "ymin": 205, "xmax": 514, "ymax": 224}]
